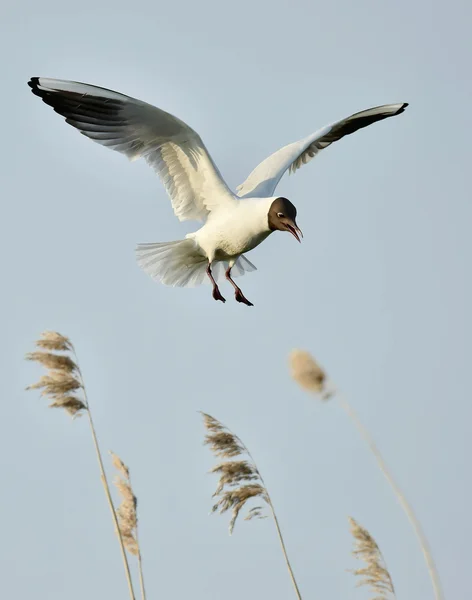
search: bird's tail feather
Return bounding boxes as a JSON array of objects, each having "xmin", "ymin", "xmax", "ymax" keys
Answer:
[
  {"xmin": 136, "ymin": 239, "xmax": 207, "ymax": 287},
  {"xmin": 135, "ymin": 239, "xmax": 257, "ymax": 288}
]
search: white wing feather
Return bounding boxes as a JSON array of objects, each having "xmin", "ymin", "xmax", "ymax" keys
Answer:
[
  {"xmin": 29, "ymin": 77, "xmax": 237, "ymax": 221},
  {"xmin": 237, "ymin": 103, "xmax": 408, "ymax": 198}
]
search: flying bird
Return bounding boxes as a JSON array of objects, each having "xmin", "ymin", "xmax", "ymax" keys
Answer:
[{"xmin": 28, "ymin": 77, "xmax": 408, "ymax": 306}]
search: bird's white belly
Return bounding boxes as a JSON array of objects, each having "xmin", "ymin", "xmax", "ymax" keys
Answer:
[
  {"xmin": 213, "ymin": 228, "xmax": 271, "ymax": 260},
  {"xmin": 191, "ymin": 211, "xmax": 271, "ymax": 262}
]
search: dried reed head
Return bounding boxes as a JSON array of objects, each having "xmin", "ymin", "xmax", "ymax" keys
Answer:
[
  {"xmin": 201, "ymin": 412, "xmax": 268, "ymax": 534},
  {"xmin": 26, "ymin": 331, "xmax": 86, "ymax": 417},
  {"xmin": 201, "ymin": 412, "xmax": 244, "ymax": 458},
  {"xmin": 210, "ymin": 461, "xmax": 258, "ymax": 495},
  {"xmin": 244, "ymin": 506, "xmax": 267, "ymax": 521},
  {"xmin": 349, "ymin": 517, "xmax": 396, "ymax": 600},
  {"xmin": 111, "ymin": 451, "xmax": 130, "ymax": 479},
  {"xmin": 289, "ymin": 349, "xmax": 332, "ymax": 400},
  {"xmin": 34, "ymin": 331, "xmax": 73, "ymax": 352},
  {"xmin": 111, "ymin": 452, "xmax": 139, "ymax": 556}
]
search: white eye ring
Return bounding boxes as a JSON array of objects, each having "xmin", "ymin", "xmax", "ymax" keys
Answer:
[{"xmin": 277, "ymin": 212, "xmax": 284, "ymax": 218}]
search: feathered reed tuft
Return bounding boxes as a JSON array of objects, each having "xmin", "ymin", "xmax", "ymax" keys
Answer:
[
  {"xmin": 110, "ymin": 452, "xmax": 147, "ymax": 600},
  {"xmin": 289, "ymin": 349, "xmax": 332, "ymax": 399},
  {"xmin": 201, "ymin": 412, "xmax": 303, "ymax": 599},
  {"xmin": 349, "ymin": 517, "xmax": 396, "ymax": 600},
  {"xmin": 111, "ymin": 452, "xmax": 139, "ymax": 556},
  {"xmin": 111, "ymin": 451, "xmax": 131, "ymax": 479},
  {"xmin": 201, "ymin": 412, "xmax": 268, "ymax": 534},
  {"xmin": 26, "ymin": 331, "xmax": 86, "ymax": 416},
  {"xmin": 34, "ymin": 330, "xmax": 73, "ymax": 352}
]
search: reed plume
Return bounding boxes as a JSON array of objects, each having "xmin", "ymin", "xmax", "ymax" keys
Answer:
[
  {"xmin": 111, "ymin": 452, "xmax": 146, "ymax": 600},
  {"xmin": 288, "ymin": 350, "xmax": 332, "ymax": 400},
  {"xmin": 348, "ymin": 517, "xmax": 395, "ymax": 600},
  {"xmin": 26, "ymin": 331, "xmax": 136, "ymax": 600},
  {"xmin": 201, "ymin": 412, "xmax": 303, "ymax": 600},
  {"xmin": 289, "ymin": 348, "xmax": 444, "ymax": 600},
  {"xmin": 26, "ymin": 332, "xmax": 85, "ymax": 417}
]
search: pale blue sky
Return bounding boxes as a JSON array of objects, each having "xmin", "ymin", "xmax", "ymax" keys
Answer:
[{"xmin": 1, "ymin": 0, "xmax": 471, "ymax": 598}]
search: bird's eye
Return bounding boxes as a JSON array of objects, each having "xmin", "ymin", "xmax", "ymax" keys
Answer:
[{"xmin": 277, "ymin": 212, "xmax": 284, "ymax": 218}]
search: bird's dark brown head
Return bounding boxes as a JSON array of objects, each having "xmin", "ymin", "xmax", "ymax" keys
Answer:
[{"xmin": 268, "ymin": 197, "xmax": 303, "ymax": 243}]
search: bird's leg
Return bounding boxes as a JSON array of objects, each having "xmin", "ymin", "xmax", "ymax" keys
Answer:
[
  {"xmin": 206, "ymin": 263, "xmax": 226, "ymax": 303},
  {"xmin": 225, "ymin": 266, "xmax": 254, "ymax": 307}
]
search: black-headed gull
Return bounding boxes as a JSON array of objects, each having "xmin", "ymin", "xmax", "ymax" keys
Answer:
[{"xmin": 28, "ymin": 77, "xmax": 407, "ymax": 306}]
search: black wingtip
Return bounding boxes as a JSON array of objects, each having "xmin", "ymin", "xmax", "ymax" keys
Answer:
[
  {"xmin": 397, "ymin": 102, "xmax": 409, "ymax": 114},
  {"xmin": 28, "ymin": 77, "xmax": 43, "ymax": 97}
]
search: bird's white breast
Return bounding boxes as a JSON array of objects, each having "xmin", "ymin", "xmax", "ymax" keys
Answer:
[{"xmin": 190, "ymin": 198, "xmax": 273, "ymax": 262}]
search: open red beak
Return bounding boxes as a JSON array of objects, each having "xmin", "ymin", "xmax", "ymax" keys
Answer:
[{"xmin": 286, "ymin": 222, "xmax": 303, "ymax": 243}]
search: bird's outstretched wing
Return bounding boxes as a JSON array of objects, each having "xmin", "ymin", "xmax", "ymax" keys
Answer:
[
  {"xmin": 236, "ymin": 103, "xmax": 408, "ymax": 198},
  {"xmin": 28, "ymin": 77, "xmax": 237, "ymax": 221}
]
